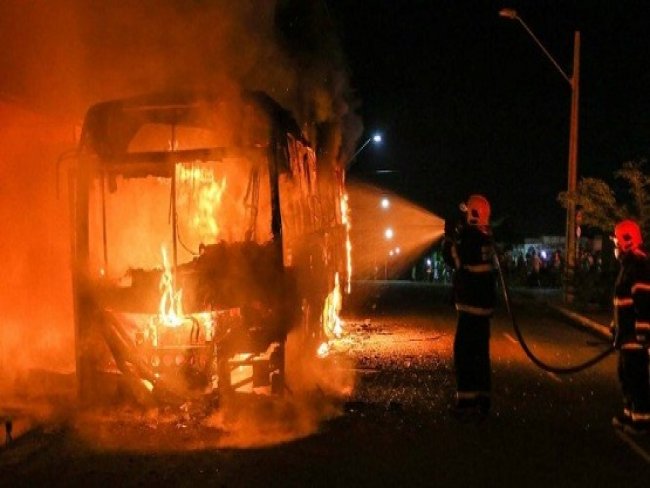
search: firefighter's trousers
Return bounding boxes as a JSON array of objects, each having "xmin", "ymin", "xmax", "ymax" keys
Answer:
[
  {"xmin": 618, "ymin": 346, "xmax": 650, "ymax": 423},
  {"xmin": 453, "ymin": 312, "xmax": 491, "ymax": 407}
]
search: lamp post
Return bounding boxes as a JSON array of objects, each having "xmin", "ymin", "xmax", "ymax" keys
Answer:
[
  {"xmin": 500, "ymin": 8, "xmax": 580, "ymax": 304},
  {"xmin": 348, "ymin": 133, "xmax": 382, "ymax": 166}
]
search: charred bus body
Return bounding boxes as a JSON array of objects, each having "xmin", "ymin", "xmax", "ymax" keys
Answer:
[{"xmin": 69, "ymin": 91, "xmax": 348, "ymax": 405}]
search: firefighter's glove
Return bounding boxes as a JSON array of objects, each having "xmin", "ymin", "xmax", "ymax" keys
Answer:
[{"xmin": 444, "ymin": 218, "xmax": 464, "ymax": 240}]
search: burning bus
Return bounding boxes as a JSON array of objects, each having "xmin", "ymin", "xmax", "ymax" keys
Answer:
[{"xmin": 68, "ymin": 90, "xmax": 348, "ymax": 405}]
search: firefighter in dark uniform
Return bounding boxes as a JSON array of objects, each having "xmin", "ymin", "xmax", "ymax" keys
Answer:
[
  {"xmin": 443, "ymin": 194, "xmax": 496, "ymax": 416},
  {"xmin": 611, "ymin": 219, "xmax": 650, "ymax": 435}
]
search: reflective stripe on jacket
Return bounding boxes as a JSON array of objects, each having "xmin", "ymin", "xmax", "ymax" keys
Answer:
[
  {"xmin": 614, "ymin": 250, "xmax": 650, "ymax": 344},
  {"xmin": 451, "ymin": 225, "xmax": 496, "ymax": 316}
]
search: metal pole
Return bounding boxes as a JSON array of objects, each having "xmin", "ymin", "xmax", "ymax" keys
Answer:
[
  {"xmin": 516, "ymin": 17, "xmax": 571, "ymax": 84},
  {"xmin": 348, "ymin": 136, "xmax": 371, "ymax": 166},
  {"xmin": 564, "ymin": 31, "xmax": 580, "ymax": 304}
]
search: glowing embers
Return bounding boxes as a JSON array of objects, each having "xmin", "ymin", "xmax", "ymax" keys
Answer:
[
  {"xmin": 176, "ymin": 163, "xmax": 227, "ymax": 244},
  {"xmin": 158, "ymin": 246, "xmax": 185, "ymax": 327},
  {"xmin": 340, "ymin": 191, "xmax": 352, "ymax": 294},
  {"xmin": 137, "ymin": 309, "xmax": 215, "ymax": 347}
]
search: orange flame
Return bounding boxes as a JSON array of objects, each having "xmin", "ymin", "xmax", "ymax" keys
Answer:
[
  {"xmin": 340, "ymin": 192, "xmax": 352, "ymax": 294},
  {"xmin": 322, "ymin": 272, "xmax": 343, "ymax": 340},
  {"xmin": 316, "ymin": 342, "xmax": 330, "ymax": 358},
  {"xmin": 177, "ymin": 164, "xmax": 227, "ymax": 243},
  {"xmin": 158, "ymin": 245, "xmax": 184, "ymax": 327}
]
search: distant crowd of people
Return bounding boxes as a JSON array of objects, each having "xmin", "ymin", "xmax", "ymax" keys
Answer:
[{"xmin": 421, "ymin": 245, "xmax": 611, "ymax": 291}]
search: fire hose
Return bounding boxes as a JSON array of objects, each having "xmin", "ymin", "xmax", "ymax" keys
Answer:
[{"xmin": 493, "ymin": 252, "xmax": 615, "ymax": 374}]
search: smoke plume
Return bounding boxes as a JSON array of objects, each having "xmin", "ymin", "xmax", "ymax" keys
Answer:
[{"xmin": 0, "ymin": 0, "xmax": 361, "ymax": 413}]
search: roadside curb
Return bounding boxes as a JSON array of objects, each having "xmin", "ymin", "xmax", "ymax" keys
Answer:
[{"xmin": 547, "ymin": 303, "xmax": 611, "ymax": 340}]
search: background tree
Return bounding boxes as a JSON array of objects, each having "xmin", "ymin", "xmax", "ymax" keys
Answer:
[{"xmin": 558, "ymin": 160, "xmax": 650, "ymax": 235}]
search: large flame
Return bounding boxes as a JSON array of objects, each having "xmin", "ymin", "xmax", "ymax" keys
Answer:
[
  {"xmin": 177, "ymin": 164, "xmax": 227, "ymax": 244},
  {"xmin": 158, "ymin": 246, "xmax": 184, "ymax": 327},
  {"xmin": 317, "ymin": 273, "xmax": 346, "ymax": 358},
  {"xmin": 322, "ymin": 272, "xmax": 344, "ymax": 340},
  {"xmin": 340, "ymin": 191, "xmax": 352, "ymax": 294}
]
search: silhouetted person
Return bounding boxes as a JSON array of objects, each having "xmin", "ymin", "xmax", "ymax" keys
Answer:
[
  {"xmin": 443, "ymin": 194, "xmax": 496, "ymax": 418},
  {"xmin": 610, "ymin": 219, "xmax": 650, "ymax": 435},
  {"xmin": 5, "ymin": 418, "xmax": 12, "ymax": 447}
]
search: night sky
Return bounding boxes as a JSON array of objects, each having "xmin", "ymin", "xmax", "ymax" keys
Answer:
[{"xmin": 327, "ymin": 0, "xmax": 650, "ymax": 237}]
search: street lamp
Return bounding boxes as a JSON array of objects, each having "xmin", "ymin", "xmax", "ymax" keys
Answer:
[
  {"xmin": 500, "ymin": 8, "xmax": 581, "ymax": 304},
  {"xmin": 348, "ymin": 132, "xmax": 382, "ymax": 166},
  {"xmin": 384, "ymin": 227, "xmax": 394, "ymax": 240},
  {"xmin": 380, "ymin": 196, "xmax": 390, "ymax": 209}
]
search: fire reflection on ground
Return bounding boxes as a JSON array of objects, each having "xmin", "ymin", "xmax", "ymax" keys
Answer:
[
  {"xmin": 3, "ymin": 302, "xmax": 582, "ymax": 451},
  {"xmin": 69, "ymin": 311, "xmax": 457, "ymax": 451},
  {"xmin": 71, "ymin": 328, "xmax": 356, "ymax": 451},
  {"xmin": 75, "ymin": 391, "xmax": 344, "ymax": 451}
]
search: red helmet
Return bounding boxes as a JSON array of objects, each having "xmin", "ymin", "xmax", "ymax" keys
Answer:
[
  {"xmin": 463, "ymin": 194, "xmax": 491, "ymax": 226},
  {"xmin": 613, "ymin": 219, "xmax": 643, "ymax": 252}
]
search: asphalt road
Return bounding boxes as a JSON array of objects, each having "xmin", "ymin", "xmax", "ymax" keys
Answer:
[{"xmin": 2, "ymin": 281, "xmax": 650, "ymax": 487}]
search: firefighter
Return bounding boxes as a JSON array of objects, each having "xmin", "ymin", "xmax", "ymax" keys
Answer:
[
  {"xmin": 443, "ymin": 194, "xmax": 496, "ymax": 417},
  {"xmin": 610, "ymin": 219, "xmax": 650, "ymax": 435}
]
